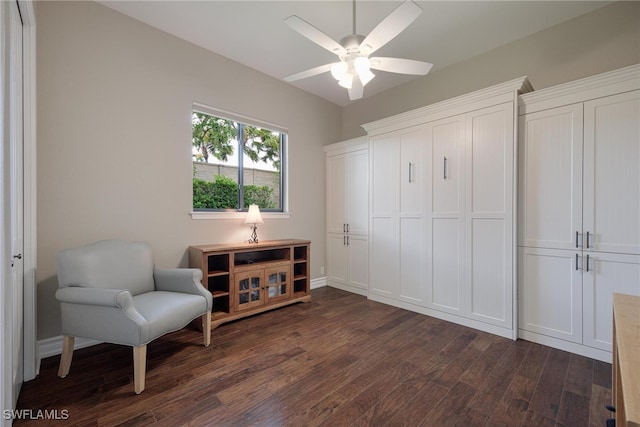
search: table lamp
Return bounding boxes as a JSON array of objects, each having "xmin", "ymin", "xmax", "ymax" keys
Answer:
[{"xmin": 245, "ymin": 204, "xmax": 264, "ymax": 243}]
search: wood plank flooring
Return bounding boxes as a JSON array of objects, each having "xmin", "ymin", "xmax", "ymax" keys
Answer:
[{"xmin": 15, "ymin": 287, "xmax": 612, "ymax": 426}]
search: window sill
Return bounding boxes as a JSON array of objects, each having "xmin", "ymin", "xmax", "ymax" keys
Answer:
[{"xmin": 190, "ymin": 211, "xmax": 291, "ymax": 220}]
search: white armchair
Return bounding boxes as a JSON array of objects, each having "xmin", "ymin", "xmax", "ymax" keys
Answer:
[{"xmin": 55, "ymin": 239, "xmax": 212, "ymax": 394}]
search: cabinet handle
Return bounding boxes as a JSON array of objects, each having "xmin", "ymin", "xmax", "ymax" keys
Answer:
[
  {"xmin": 343, "ymin": 236, "xmax": 346, "ymax": 246},
  {"xmin": 444, "ymin": 157, "xmax": 448, "ymax": 180},
  {"xmin": 586, "ymin": 254, "xmax": 590, "ymax": 272},
  {"xmin": 586, "ymin": 231, "xmax": 590, "ymax": 249},
  {"xmin": 343, "ymin": 224, "xmax": 346, "ymax": 233},
  {"xmin": 346, "ymin": 236, "xmax": 350, "ymax": 246},
  {"xmin": 576, "ymin": 231, "xmax": 579, "ymax": 249},
  {"xmin": 346, "ymin": 224, "xmax": 349, "ymax": 233},
  {"xmin": 408, "ymin": 162, "xmax": 413, "ymax": 183},
  {"xmin": 576, "ymin": 253, "xmax": 579, "ymax": 271}
]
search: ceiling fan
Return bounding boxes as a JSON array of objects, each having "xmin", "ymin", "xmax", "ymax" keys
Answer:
[{"xmin": 283, "ymin": 0, "xmax": 433, "ymax": 101}]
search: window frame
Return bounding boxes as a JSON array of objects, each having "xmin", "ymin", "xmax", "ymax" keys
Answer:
[{"xmin": 190, "ymin": 103, "xmax": 290, "ymax": 219}]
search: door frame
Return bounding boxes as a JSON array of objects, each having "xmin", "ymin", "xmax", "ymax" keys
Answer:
[{"xmin": 19, "ymin": 0, "xmax": 37, "ymax": 383}]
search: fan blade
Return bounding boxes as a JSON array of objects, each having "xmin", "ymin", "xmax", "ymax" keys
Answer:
[
  {"xmin": 369, "ymin": 57, "xmax": 433, "ymax": 75},
  {"xmin": 284, "ymin": 63, "xmax": 335, "ymax": 82},
  {"xmin": 360, "ymin": 1, "xmax": 422, "ymax": 55},
  {"xmin": 285, "ymin": 16, "xmax": 347, "ymax": 56},
  {"xmin": 348, "ymin": 78, "xmax": 364, "ymax": 101}
]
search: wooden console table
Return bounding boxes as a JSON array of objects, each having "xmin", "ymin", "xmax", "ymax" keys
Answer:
[
  {"xmin": 189, "ymin": 239, "xmax": 311, "ymax": 328},
  {"xmin": 612, "ymin": 293, "xmax": 640, "ymax": 427}
]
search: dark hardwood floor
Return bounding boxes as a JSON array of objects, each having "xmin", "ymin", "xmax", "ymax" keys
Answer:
[{"xmin": 16, "ymin": 287, "xmax": 612, "ymax": 426}]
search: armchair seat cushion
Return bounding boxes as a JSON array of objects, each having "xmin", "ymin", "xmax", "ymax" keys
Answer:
[{"xmin": 133, "ymin": 291, "xmax": 209, "ymax": 343}]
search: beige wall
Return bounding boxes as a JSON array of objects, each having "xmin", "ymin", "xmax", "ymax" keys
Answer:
[
  {"xmin": 342, "ymin": 1, "xmax": 640, "ymax": 139},
  {"xmin": 36, "ymin": 1, "xmax": 342, "ymax": 339}
]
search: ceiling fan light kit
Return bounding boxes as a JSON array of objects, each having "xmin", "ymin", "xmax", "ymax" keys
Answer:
[{"xmin": 284, "ymin": 0, "xmax": 434, "ymax": 101}]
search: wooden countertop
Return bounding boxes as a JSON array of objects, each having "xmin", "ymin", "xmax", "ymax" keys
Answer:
[{"xmin": 613, "ymin": 293, "xmax": 640, "ymax": 427}]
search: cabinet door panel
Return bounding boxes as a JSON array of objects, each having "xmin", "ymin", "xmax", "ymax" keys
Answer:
[
  {"xmin": 584, "ymin": 90, "xmax": 640, "ymax": 255},
  {"xmin": 400, "ymin": 217, "xmax": 425, "ymax": 305},
  {"xmin": 326, "ymin": 154, "xmax": 347, "ymax": 234},
  {"xmin": 371, "ymin": 135, "xmax": 399, "ymax": 216},
  {"xmin": 430, "ymin": 218, "xmax": 462, "ymax": 313},
  {"xmin": 327, "ymin": 233, "xmax": 348, "ymax": 285},
  {"xmin": 518, "ymin": 104, "xmax": 583, "ymax": 249},
  {"xmin": 400, "ymin": 128, "xmax": 426, "ymax": 215},
  {"xmin": 370, "ymin": 217, "xmax": 398, "ymax": 296},
  {"xmin": 348, "ymin": 150, "xmax": 369, "ymax": 235},
  {"xmin": 235, "ymin": 270, "xmax": 264, "ymax": 312},
  {"xmin": 265, "ymin": 265, "xmax": 291, "ymax": 304},
  {"xmin": 583, "ymin": 252, "xmax": 640, "ymax": 351},
  {"xmin": 348, "ymin": 236, "xmax": 369, "ymax": 290},
  {"xmin": 469, "ymin": 218, "xmax": 508, "ymax": 326},
  {"xmin": 430, "ymin": 116, "xmax": 464, "ymax": 214},
  {"xmin": 468, "ymin": 104, "xmax": 512, "ymax": 214},
  {"xmin": 518, "ymin": 247, "xmax": 582, "ymax": 343}
]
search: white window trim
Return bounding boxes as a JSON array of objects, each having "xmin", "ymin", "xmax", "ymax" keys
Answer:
[{"xmin": 191, "ymin": 211, "xmax": 291, "ymax": 220}]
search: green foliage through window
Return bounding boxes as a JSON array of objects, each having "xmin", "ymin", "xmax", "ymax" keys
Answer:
[{"xmin": 192, "ymin": 108, "xmax": 285, "ymax": 212}]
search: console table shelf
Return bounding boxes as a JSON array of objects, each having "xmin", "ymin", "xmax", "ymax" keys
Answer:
[{"xmin": 189, "ymin": 239, "xmax": 311, "ymax": 328}]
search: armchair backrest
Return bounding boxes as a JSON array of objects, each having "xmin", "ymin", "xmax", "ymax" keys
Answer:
[{"xmin": 56, "ymin": 240, "xmax": 155, "ymax": 296}]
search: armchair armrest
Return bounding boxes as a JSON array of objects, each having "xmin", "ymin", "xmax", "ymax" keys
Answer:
[
  {"xmin": 154, "ymin": 268, "xmax": 211, "ymax": 309},
  {"xmin": 56, "ymin": 287, "xmax": 134, "ymax": 309}
]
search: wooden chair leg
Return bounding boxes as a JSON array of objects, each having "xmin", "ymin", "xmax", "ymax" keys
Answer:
[
  {"xmin": 133, "ymin": 345, "xmax": 147, "ymax": 394},
  {"xmin": 203, "ymin": 311, "xmax": 211, "ymax": 347},
  {"xmin": 58, "ymin": 336, "xmax": 75, "ymax": 378}
]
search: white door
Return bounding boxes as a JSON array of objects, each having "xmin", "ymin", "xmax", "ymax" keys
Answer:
[
  {"xmin": 583, "ymin": 90, "xmax": 640, "ymax": 255},
  {"xmin": 326, "ymin": 233, "xmax": 348, "ymax": 286},
  {"xmin": 399, "ymin": 127, "xmax": 426, "ymax": 305},
  {"xmin": 326, "ymin": 153, "xmax": 347, "ymax": 234},
  {"xmin": 1, "ymin": 0, "xmax": 24, "ymax": 414},
  {"xmin": 465, "ymin": 103, "xmax": 514, "ymax": 328},
  {"xmin": 370, "ymin": 134, "xmax": 399, "ymax": 297},
  {"xmin": 583, "ymin": 252, "xmax": 640, "ymax": 351},
  {"xmin": 347, "ymin": 235, "xmax": 368, "ymax": 291},
  {"xmin": 426, "ymin": 114, "xmax": 465, "ymax": 314},
  {"xmin": 518, "ymin": 104, "xmax": 584, "ymax": 250},
  {"xmin": 346, "ymin": 150, "xmax": 368, "ymax": 236},
  {"xmin": 519, "ymin": 247, "xmax": 583, "ymax": 343}
]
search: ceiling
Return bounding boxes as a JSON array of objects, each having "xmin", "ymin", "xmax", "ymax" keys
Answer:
[{"xmin": 99, "ymin": 1, "xmax": 610, "ymax": 106}]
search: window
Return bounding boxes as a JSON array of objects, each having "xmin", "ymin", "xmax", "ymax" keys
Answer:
[{"xmin": 192, "ymin": 104, "xmax": 286, "ymax": 213}]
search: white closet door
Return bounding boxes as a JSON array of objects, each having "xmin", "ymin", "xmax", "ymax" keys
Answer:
[
  {"xmin": 583, "ymin": 252, "xmax": 640, "ymax": 351},
  {"xmin": 519, "ymin": 247, "xmax": 583, "ymax": 343},
  {"xmin": 370, "ymin": 134, "xmax": 399, "ymax": 297},
  {"xmin": 518, "ymin": 104, "xmax": 583, "ymax": 250},
  {"xmin": 426, "ymin": 115, "xmax": 465, "ymax": 314},
  {"xmin": 326, "ymin": 233, "xmax": 348, "ymax": 285},
  {"xmin": 465, "ymin": 103, "xmax": 514, "ymax": 328},
  {"xmin": 348, "ymin": 235, "xmax": 369, "ymax": 291},
  {"xmin": 326, "ymin": 154, "xmax": 347, "ymax": 234},
  {"xmin": 347, "ymin": 150, "xmax": 369, "ymax": 236},
  {"xmin": 583, "ymin": 90, "xmax": 640, "ymax": 255},
  {"xmin": 400, "ymin": 127, "xmax": 426, "ymax": 215}
]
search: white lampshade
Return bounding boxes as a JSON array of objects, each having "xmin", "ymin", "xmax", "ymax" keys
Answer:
[
  {"xmin": 244, "ymin": 204, "xmax": 264, "ymax": 225},
  {"xmin": 330, "ymin": 62, "xmax": 348, "ymax": 81},
  {"xmin": 354, "ymin": 57, "xmax": 375, "ymax": 86},
  {"xmin": 338, "ymin": 72, "xmax": 353, "ymax": 89}
]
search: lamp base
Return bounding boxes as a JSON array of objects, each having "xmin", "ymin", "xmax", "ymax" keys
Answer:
[{"xmin": 248, "ymin": 225, "xmax": 259, "ymax": 244}]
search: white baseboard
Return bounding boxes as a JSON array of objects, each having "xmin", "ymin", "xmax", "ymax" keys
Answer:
[
  {"xmin": 38, "ymin": 336, "xmax": 103, "ymax": 360},
  {"xmin": 310, "ymin": 277, "xmax": 327, "ymax": 289}
]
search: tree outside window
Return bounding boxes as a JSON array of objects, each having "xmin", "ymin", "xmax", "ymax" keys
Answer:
[{"xmin": 192, "ymin": 110, "xmax": 285, "ymax": 212}]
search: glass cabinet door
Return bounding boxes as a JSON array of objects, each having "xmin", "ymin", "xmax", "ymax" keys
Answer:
[
  {"xmin": 235, "ymin": 270, "xmax": 264, "ymax": 311},
  {"xmin": 265, "ymin": 265, "xmax": 291, "ymax": 303}
]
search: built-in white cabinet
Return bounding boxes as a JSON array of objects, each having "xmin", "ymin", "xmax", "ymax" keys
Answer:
[
  {"xmin": 325, "ymin": 138, "xmax": 369, "ymax": 295},
  {"xmin": 364, "ymin": 77, "xmax": 530, "ymax": 340},
  {"xmin": 518, "ymin": 65, "xmax": 640, "ymax": 362},
  {"xmin": 370, "ymin": 125, "xmax": 427, "ymax": 305}
]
